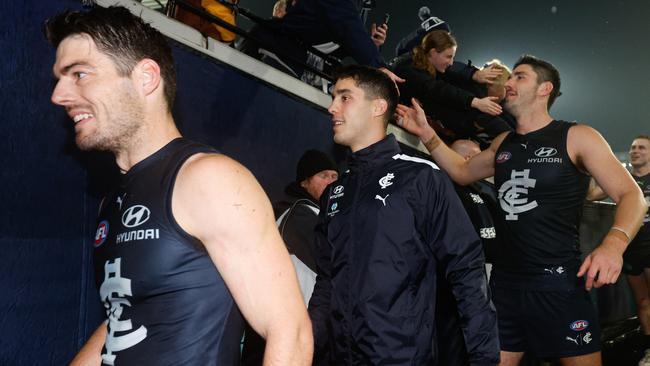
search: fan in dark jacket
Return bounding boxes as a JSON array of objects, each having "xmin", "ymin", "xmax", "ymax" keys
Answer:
[
  {"xmin": 238, "ymin": 0, "xmax": 401, "ymax": 82},
  {"xmin": 392, "ymin": 30, "xmax": 512, "ymax": 146}
]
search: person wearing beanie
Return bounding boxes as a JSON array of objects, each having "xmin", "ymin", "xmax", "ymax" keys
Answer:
[{"xmin": 241, "ymin": 149, "xmax": 338, "ymax": 366}]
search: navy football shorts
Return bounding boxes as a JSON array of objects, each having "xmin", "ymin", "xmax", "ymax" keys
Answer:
[
  {"xmin": 622, "ymin": 237, "xmax": 650, "ymax": 275},
  {"xmin": 490, "ymin": 283, "xmax": 601, "ymax": 358}
]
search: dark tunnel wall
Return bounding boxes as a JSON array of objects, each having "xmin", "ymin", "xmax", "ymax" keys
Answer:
[{"xmin": 0, "ymin": 2, "xmax": 336, "ymax": 364}]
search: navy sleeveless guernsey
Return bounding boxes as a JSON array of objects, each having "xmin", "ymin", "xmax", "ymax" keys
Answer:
[
  {"xmin": 92, "ymin": 138, "xmax": 243, "ymax": 366},
  {"xmin": 633, "ymin": 173, "xmax": 650, "ymax": 243},
  {"xmin": 493, "ymin": 121, "xmax": 589, "ymax": 274}
]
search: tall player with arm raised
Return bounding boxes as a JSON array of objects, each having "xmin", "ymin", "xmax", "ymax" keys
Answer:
[{"xmin": 397, "ymin": 55, "xmax": 646, "ymax": 365}]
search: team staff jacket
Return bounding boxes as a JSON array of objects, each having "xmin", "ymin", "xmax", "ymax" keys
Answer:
[
  {"xmin": 274, "ymin": 184, "xmax": 321, "ymax": 272},
  {"xmin": 308, "ymin": 135, "xmax": 499, "ymax": 365},
  {"xmin": 92, "ymin": 138, "xmax": 243, "ymax": 365}
]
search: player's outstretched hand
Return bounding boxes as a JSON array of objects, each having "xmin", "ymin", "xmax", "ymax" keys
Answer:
[
  {"xmin": 395, "ymin": 98, "xmax": 433, "ymax": 139},
  {"xmin": 577, "ymin": 237, "xmax": 625, "ymax": 291}
]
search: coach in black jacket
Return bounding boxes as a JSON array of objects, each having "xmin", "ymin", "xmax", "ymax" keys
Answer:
[{"xmin": 309, "ymin": 65, "xmax": 499, "ymax": 365}]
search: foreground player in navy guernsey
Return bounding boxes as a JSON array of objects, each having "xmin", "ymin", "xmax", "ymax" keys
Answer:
[
  {"xmin": 397, "ymin": 55, "xmax": 646, "ymax": 365},
  {"xmin": 47, "ymin": 6, "xmax": 312, "ymax": 366},
  {"xmin": 308, "ymin": 65, "xmax": 499, "ymax": 364}
]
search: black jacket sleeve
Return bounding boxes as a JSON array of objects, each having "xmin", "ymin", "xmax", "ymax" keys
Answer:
[
  {"xmin": 421, "ymin": 170, "xmax": 500, "ymax": 365},
  {"xmin": 445, "ymin": 61, "xmax": 479, "ymax": 86},
  {"xmin": 307, "ymin": 210, "xmax": 332, "ymax": 364},
  {"xmin": 394, "ymin": 59, "xmax": 475, "ymax": 113}
]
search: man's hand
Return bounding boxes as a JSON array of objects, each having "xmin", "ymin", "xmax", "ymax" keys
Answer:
[
  {"xmin": 371, "ymin": 23, "xmax": 388, "ymax": 48},
  {"xmin": 378, "ymin": 67, "xmax": 404, "ymax": 95},
  {"xmin": 471, "ymin": 96, "xmax": 503, "ymax": 116},
  {"xmin": 472, "ymin": 64, "xmax": 502, "ymax": 85},
  {"xmin": 395, "ymin": 98, "xmax": 435, "ymax": 141},
  {"xmin": 577, "ymin": 234, "xmax": 626, "ymax": 291}
]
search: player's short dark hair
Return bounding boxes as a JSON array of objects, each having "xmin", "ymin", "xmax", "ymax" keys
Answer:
[
  {"xmin": 514, "ymin": 55, "xmax": 561, "ymax": 109},
  {"xmin": 45, "ymin": 6, "xmax": 176, "ymax": 110},
  {"xmin": 635, "ymin": 135, "xmax": 650, "ymax": 143},
  {"xmin": 332, "ymin": 65, "xmax": 398, "ymax": 125}
]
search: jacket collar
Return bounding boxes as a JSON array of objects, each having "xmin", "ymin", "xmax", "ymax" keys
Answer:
[{"xmin": 348, "ymin": 134, "xmax": 400, "ymax": 172}]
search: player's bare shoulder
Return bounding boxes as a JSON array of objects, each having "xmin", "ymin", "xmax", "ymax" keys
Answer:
[
  {"xmin": 567, "ymin": 123, "xmax": 609, "ymax": 154},
  {"xmin": 172, "ymin": 152, "xmax": 265, "ymax": 240}
]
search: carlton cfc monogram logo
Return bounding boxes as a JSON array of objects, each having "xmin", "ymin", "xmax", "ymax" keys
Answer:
[
  {"xmin": 498, "ymin": 169, "xmax": 538, "ymax": 220},
  {"xmin": 121, "ymin": 205, "xmax": 151, "ymax": 228},
  {"xmin": 379, "ymin": 173, "xmax": 395, "ymax": 189}
]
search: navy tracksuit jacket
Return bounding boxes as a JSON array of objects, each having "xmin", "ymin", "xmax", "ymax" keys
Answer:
[{"xmin": 309, "ymin": 135, "xmax": 499, "ymax": 365}]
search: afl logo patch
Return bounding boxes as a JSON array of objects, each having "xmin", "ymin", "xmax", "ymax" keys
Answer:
[
  {"xmin": 570, "ymin": 320, "xmax": 589, "ymax": 332},
  {"xmin": 496, "ymin": 151, "xmax": 512, "ymax": 164},
  {"xmin": 94, "ymin": 220, "xmax": 109, "ymax": 247}
]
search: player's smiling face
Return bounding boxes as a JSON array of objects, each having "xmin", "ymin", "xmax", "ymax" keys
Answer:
[
  {"xmin": 504, "ymin": 64, "xmax": 542, "ymax": 113},
  {"xmin": 630, "ymin": 138, "xmax": 650, "ymax": 169},
  {"xmin": 51, "ymin": 33, "xmax": 144, "ymax": 152},
  {"xmin": 328, "ymin": 77, "xmax": 376, "ymax": 151}
]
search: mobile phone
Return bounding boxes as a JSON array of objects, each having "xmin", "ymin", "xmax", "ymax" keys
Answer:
[{"xmin": 383, "ymin": 13, "xmax": 390, "ymax": 25}]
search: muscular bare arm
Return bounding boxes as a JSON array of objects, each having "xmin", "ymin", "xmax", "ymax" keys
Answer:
[
  {"xmin": 569, "ymin": 125, "xmax": 647, "ymax": 290},
  {"xmin": 172, "ymin": 154, "xmax": 313, "ymax": 366},
  {"xmin": 395, "ymin": 98, "xmax": 505, "ymax": 185},
  {"xmin": 69, "ymin": 322, "xmax": 106, "ymax": 366}
]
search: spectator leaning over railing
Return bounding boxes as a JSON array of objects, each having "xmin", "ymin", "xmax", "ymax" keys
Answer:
[
  {"xmin": 392, "ymin": 30, "xmax": 511, "ymax": 144},
  {"xmin": 238, "ymin": 0, "xmax": 403, "ymax": 86}
]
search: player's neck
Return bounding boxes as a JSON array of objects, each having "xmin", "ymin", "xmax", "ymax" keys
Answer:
[
  {"xmin": 349, "ymin": 121, "xmax": 387, "ymax": 153},
  {"xmin": 632, "ymin": 164, "xmax": 650, "ymax": 177},
  {"xmin": 514, "ymin": 108, "xmax": 554, "ymax": 135},
  {"xmin": 114, "ymin": 113, "xmax": 181, "ymax": 172}
]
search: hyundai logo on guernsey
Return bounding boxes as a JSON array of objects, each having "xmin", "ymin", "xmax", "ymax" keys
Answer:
[
  {"xmin": 496, "ymin": 151, "xmax": 511, "ymax": 164},
  {"xmin": 534, "ymin": 147, "xmax": 558, "ymax": 157},
  {"xmin": 94, "ymin": 220, "xmax": 110, "ymax": 247},
  {"xmin": 528, "ymin": 147, "xmax": 563, "ymax": 163},
  {"xmin": 122, "ymin": 205, "xmax": 151, "ymax": 228},
  {"xmin": 570, "ymin": 320, "xmax": 589, "ymax": 332},
  {"xmin": 116, "ymin": 205, "xmax": 160, "ymax": 244}
]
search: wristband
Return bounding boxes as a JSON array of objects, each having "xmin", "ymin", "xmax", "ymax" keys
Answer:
[
  {"xmin": 609, "ymin": 226, "xmax": 630, "ymax": 243},
  {"xmin": 423, "ymin": 135, "xmax": 441, "ymax": 152}
]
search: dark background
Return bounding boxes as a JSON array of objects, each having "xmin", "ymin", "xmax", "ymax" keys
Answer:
[{"xmin": 239, "ymin": 0, "xmax": 650, "ymax": 154}]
